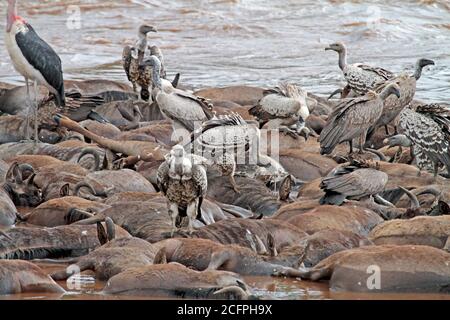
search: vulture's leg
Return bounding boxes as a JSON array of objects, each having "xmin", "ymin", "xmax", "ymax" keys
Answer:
[
  {"xmin": 433, "ymin": 163, "xmax": 439, "ymax": 179},
  {"xmin": 348, "ymin": 140, "xmax": 353, "ymax": 154},
  {"xmin": 394, "ymin": 125, "xmax": 399, "ymax": 135},
  {"xmin": 384, "ymin": 125, "xmax": 390, "ymax": 136},
  {"xmin": 409, "ymin": 146, "xmax": 415, "ymax": 164},
  {"xmin": 358, "ymin": 133, "xmax": 367, "ymax": 154},
  {"xmin": 24, "ymin": 77, "xmax": 31, "ymax": 140},
  {"xmin": 33, "ymin": 80, "xmax": 40, "ymax": 143},
  {"xmin": 186, "ymin": 200, "xmax": 198, "ymax": 235},
  {"xmin": 168, "ymin": 203, "xmax": 179, "ymax": 237},
  {"xmin": 132, "ymin": 82, "xmax": 137, "ymax": 93}
]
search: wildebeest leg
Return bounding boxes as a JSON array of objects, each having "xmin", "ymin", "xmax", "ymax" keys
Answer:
[
  {"xmin": 186, "ymin": 200, "xmax": 198, "ymax": 235},
  {"xmin": 348, "ymin": 140, "xmax": 353, "ymax": 154},
  {"xmin": 51, "ymin": 260, "xmax": 94, "ymax": 281},
  {"xmin": 433, "ymin": 163, "xmax": 439, "ymax": 179},
  {"xmin": 207, "ymin": 250, "xmax": 232, "ymax": 270},
  {"xmin": 272, "ymin": 266, "xmax": 303, "ymax": 278},
  {"xmin": 358, "ymin": 133, "xmax": 366, "ymax": 154},
  {"xmin": 267, "ymin": 234, "xmax": 278, "ymax": 257},
  {"xmin": 298, "ymin": 266, "xmax": 333, "ymax": 281},
  {"xmin": 168, "ymin": 203, "xmax": 179, "ymax": 237}
]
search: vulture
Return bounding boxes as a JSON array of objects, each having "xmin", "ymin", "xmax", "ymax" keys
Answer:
[
  {"xmin": 188, "ymin": 113, "xmax": 261, "ymax": 193},
  {"xmin": 122, "ymin": 25, "xmax": 157, "ymax": 101},
  {"xmin": 149, "ymin": 45, "xmax": 167, "ymax": 80},
  {"xmin": 156, "ymin": 145, "xmax": 208, "ymax": 235},
  {"xmin": 320, "ymin": 160, "xmax": 389, "ymax": 206},
  {"xmin": 141, "ymin": 55, "xmax": 214, "ymax": 140},
  {"xmin": 249, "ymin": 82, "xmax": 310, "ymax": 139},
  {"xmin": 367, "ymin": 58, "xmax": 435, "ymax": 138},
  {"xmin": 325, "ymin": 42, "xmax": 394, "ymax": 97},
  {"xmin": 398, "ymin": 103, "xmax": 450, "ymax": 177},
  {"xmin": 383, "ymin": 134, "xmax": 435, "ymax": 173},
  {"xmin": 319, "ymin": 83, "xmax": 400, "ymax": 155}
]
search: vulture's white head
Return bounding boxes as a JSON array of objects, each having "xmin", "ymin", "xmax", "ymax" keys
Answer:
[{"xmin": 169, "ymin": 145, "xmax": 192, "ymax": 178}]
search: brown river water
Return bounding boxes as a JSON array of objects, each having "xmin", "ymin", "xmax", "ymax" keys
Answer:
[
  {"xmin": 0, "ymin": 1, "xmax": 450, "ymax": 300},
  {"xmin": 0, "ymin": 0, "xmax": 449, "ymax": 101}
]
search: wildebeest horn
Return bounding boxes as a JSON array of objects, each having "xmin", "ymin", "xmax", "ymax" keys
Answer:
[
  {"xmin": 97, "ymin": 221, "xmax": 108, "ymax": 245},
  {"xmin": 399, "ymin": 187, "xmax": 420, "ymax": 209},
  {"xmin": 26, "ymin": 173, "xmax": 36, "ymax": 187},
  {"xmin": 6, "ymin": 162, "xmax": 22, "ymax": 184},
  {"xmin": 278, "ymin": 175, "xmax": 292, "ymax": 201},
  {"xmin": 74, "ymin": 182, "xmax": 103, "ymax": 198},
  {"xmin": 374, "ymin": 194, "xmax": 396, "ymax": 208},
  {"xmin": 328, "ymin": 88, "xmax": 343, "ymax": 100},
  {"xmin": 267, "ymin": 233, "xmax": 278, "ymax": 257},
  {"xmin": 72, "ymin": 213, "xmax": 106, "ymax": 225},
  {"xmin": 365, "ymin": 148, "xmax": 387, "ymax": 162},
  {"xmin": 65, "ymin": 208, "xmax": 95, "ymax": 224},
  {"xmin": 213, "ymin": 286, "xmax": 249, "ymax": 300},
  {"xmin": 60, "ymin": 184, "xmax": 71, "ymax": 197},
  {"xmin": 172, "ymin": 73, "xmax": 181, "ymax": 88},
  {"xmin": 77, "ymin": 148, "xmax": 101, "ymax": 171},
  {"xmin": 412, "ymin": 186, "xmax": 442, "ymax": 198},
  {"xmin": 105, "ymin": 217, "xmax": 115, "ymax": 241},
  {"xmin": 254, "ymin": 234, "xmax": 268, "ymax": 255}
]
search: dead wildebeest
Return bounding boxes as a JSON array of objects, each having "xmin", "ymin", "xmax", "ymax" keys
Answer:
[
  {"xmin": 152, "ymin": 238, "xmax": 303, "ymax": 277},
  {"xmin": 4, "ymin": 155, "xmax": 89, "ymax": 202},
  {"xmin": 0, "ymin": 163, "xmax": 42, "ymax": 225},
  {"xmin": 54, "ymin": 114, "xmax": 168, "ymax": 160},
  {"xmin": 176, "ymin": 218, "xmax": 308, "ymax": 254},
  {"xmin": 21, "ymin": 193, "xmax": 110, "ymax": 227},
  {"xmin": 73, "ymin": 169, "xmax": 156, "ymax": 201},
  {"xmin": 369, "ymin": 215, "xmax": 450, "ymax": 250},
  {"xmin": 298, "ymin": 245, "xmax": 450, "ymax": 293},
  {"xmin": 206, "ymin": 176, "xmax": 283, "ymax": 217},
  {"xmin": 50, "ymin": 218, "xmax": 159, "ymax": 281},
  {"xmin": 284, "ymin": 205, "xmax": 383, "ymax": 236},
  {"xmin": 0, "ymin": 260, "xmax": 65, "ymax": 295},
  {"xmin": 0, "ymin": 115, "xmax": 33, "ymax": 143},
  {"xmin": 68, "ymin": 196, "xmax": 236, "ymax": 243},
  {"xmin": 269, "ymin": 229, "xmax": 373, "ymax": 268},
  {"xmin": 0, "ymin": 223, "xmax": 130, "ymax": 260},
  {"xmin": 102, "ymin": 262, "xmax": 251, "ymax": 299}
]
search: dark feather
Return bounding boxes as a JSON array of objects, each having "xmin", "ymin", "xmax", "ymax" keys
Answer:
[{"xmin": 16, "ymin": 23, "xmax": 65, "ymax": 106}]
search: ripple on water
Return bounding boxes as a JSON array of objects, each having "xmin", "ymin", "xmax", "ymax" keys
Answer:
[{"xmin": 0, "ymin": 0, "xmax": 449, "ymax": 101}]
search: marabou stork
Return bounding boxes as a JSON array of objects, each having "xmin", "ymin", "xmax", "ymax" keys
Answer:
[{"xmin": 5, "ymin": 0, "xmax": 65, "ymax": 142}]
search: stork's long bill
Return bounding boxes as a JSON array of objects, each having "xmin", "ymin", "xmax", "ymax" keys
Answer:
[{"xmin": 6, "ymin": 0, "xmax": 20, "ymax": 33}]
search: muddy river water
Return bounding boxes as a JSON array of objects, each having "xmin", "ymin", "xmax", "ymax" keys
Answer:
[
  {"xmin": 0, "ymin": 0, "xmax": 449, "ymax": 101},
  {"xmin": 0, "ymin": 0, "xmax": 449, "ymax": 300}
]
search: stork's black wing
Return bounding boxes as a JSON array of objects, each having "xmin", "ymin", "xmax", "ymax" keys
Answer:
[{"xmin": 16, "ymin": 23, "xmax": 65, "ymax": 106}]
